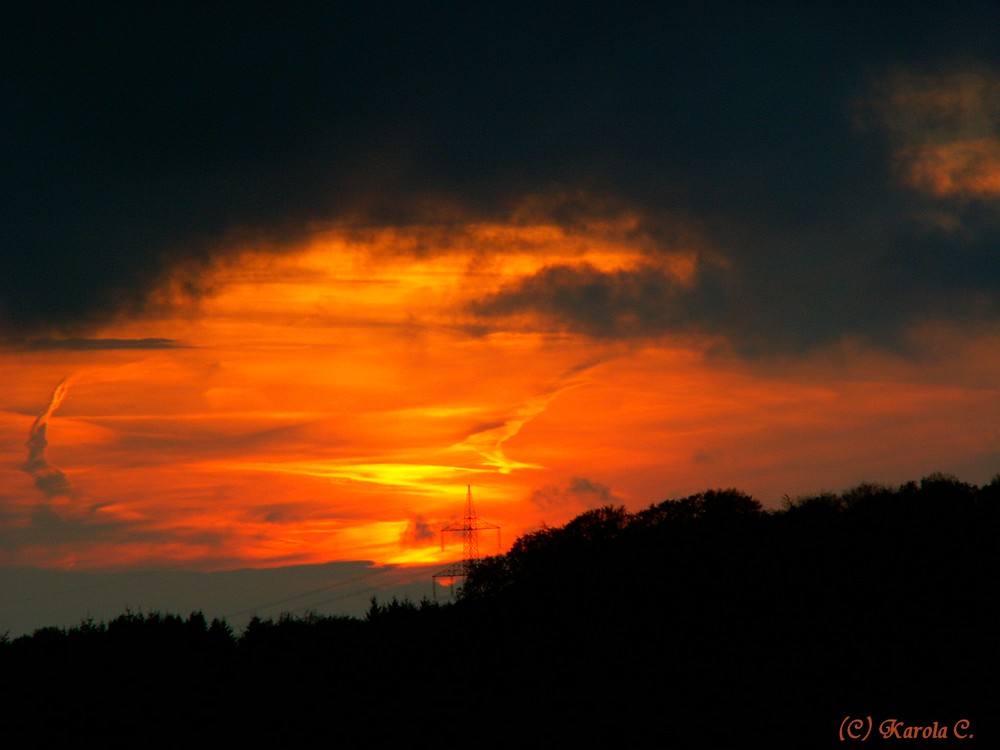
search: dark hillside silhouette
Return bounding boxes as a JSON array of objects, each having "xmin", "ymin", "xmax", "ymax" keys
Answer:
[
  {"xmin": 2, "ymin": 472, "xmax": 997, "ymax": 747},
  {"xmin": 459, "ymin": 474, "xmax": 1000, "ymax": 746}
]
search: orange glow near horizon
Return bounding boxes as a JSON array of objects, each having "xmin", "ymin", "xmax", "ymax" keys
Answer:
[{"xmin": 1, "ymin": 218, "xmax": 998, "ymax": 573}]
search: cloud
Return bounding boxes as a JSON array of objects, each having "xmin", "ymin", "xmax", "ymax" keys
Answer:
[
  {"xmin": 3, "ymin": 5, "xmax": 1000, "ymax": 358},
  {"xmin": 23, "ymin": 338, "xmax": 183, "ymax": 351},
  {"xmin": 398, "ymin": 516, "xmax": 436, "ymax": 548},
  {"xmin": 468, "ymin": 261, "xmax": 714, "ymax": 340},
  {"xmin": 843, "ymin": 65, "xmax": 1000, "ymax": 341},
  {"xmin": 902, "ymin": 138, "xmax": 1000, "ymax": 198},
  {"xmin": 449, "ymin": 390, "xmax": 571, "ymax": 473},
  {"xmin": 529, "ymin": 477, "xmax": 620, "ymax": 512},
  {"xmin": 22, "ymin": 378, "xmax": 74, "ymax": 498},
  {"xmin": 867, "ymin": 67, "xmax": 1000, "ymax": 200}
]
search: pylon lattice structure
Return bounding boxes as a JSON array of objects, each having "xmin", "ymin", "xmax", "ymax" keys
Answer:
[{"xmin": 433, "ymin": 485, "xmax": 500, "ymax": 597}]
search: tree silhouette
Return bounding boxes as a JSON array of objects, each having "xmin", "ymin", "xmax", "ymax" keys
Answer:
[{"xmin": 1, "ymin": 472, "xmax": 997, "ymax": 747}]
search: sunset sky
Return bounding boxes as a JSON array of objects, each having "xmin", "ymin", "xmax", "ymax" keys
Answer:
[{"xmin": 3, "ymin": 4, "xmax": 999, "ymax": 633}]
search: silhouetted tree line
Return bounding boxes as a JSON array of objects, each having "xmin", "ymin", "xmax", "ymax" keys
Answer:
[{"xmin": 2, "ymin": 473, "xmax": 998, "ymax": 747}]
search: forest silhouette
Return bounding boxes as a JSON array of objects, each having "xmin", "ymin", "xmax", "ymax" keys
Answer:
[{"xmin": 2, "ymin": 472, "xmax": 997, "ymax": 747}]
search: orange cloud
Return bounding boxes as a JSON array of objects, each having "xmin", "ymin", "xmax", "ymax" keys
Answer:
[
  {"xmin": 1, "ymin": 218, "xmax": 997, "ymax": 576},
  {"xmin": 868, "ymin": 67, "xmax": 1000, "ymax": 200},
  {"xmin": 899, "ymin": 138, "xmax": 1000, "ymax": 197}
]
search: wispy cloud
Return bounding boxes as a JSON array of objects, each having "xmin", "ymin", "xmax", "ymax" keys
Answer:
[
  {"xmin": 24, "ymin": 338, "xmax": 184, "ymax": 351},
  {"xmin": 22, "ymin": 378, "xmax": 74, "ymax": 498},
  {"xmin": 449, "ymin": 388, "xmax": 577, "ymax": 474}
]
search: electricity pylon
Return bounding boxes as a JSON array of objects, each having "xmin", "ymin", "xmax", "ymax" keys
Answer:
[{"xmin": 432, "ymin": 485, "xmax": 500, "ymax": 598}]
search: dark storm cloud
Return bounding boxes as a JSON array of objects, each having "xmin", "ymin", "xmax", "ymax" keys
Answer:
[
  {"xmin": 470, "ymin": 263, "xmax": 703, "ymax": 339},
  {"xmin": 4, "ymin": 3, "xmax": 1000, "ymax": 351}
]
